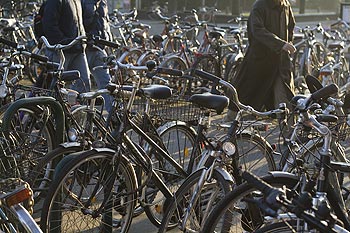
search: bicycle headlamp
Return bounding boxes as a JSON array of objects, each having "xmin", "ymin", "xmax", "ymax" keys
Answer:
[
  {"xmin": 222, "ymin": 141, "xmax": 236, "ymax": 156},
  {"xmin": 68, "ymin": 128, "xmax": 78, "ymax": 142}
]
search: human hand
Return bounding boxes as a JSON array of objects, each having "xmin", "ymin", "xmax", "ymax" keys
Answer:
[{"xmin": 282, "ymin": 43, "xmax": 296, "ymax": 54}]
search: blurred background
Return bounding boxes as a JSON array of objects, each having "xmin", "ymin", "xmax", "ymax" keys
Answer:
[{"xmin": 0, "ymin": 0, "xmax": 345, "ymax": 17}]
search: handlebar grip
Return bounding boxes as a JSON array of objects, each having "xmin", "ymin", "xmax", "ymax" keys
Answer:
[
  {"xmin": 30, "ymin": 53, "xmax": 49, "ymax": 63},
  {"xmin": 95, "ymin": 38, "xmax": 119, "ymax": 49},
  {"xmin": 311, "ymin": 83, "xmax": 338, "ymax": 101},
  {"xmin": 156, "ymin": 67, "xmax": 183, "ymax": 76},
  {"xmin": 0, "ymin": 37, "xmax": 18, "ymax": 48},
  {"xmin": 242, "ymin": 171, "xmax": 275, "ymax": 195},
  {"xmin": 194, "ymin": 69, "xmax": 220, "ymax": 83}
]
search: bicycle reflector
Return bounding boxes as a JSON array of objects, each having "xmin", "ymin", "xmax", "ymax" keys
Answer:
[{"xmin": 4, "ymin": 187, "xmax": 32, "ymax": 207}]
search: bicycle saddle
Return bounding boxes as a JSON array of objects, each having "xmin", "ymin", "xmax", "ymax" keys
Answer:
[
  {"xmin": 139, "ymin": 85, "xmax": 172, "ymax": 99},
  {"xmin": 189, "ymin": 92, "xmax": 229, "ymax": 114},
  {"xmin": 328, "ymin": 41, "xmax": 345, "ymax": 50}
]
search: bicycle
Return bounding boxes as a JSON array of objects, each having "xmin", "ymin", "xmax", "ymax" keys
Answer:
[
  {"xmin": 159, "ymin": 69, "xmax": 287, "ymax": 232},
  {"xmin": 202, "ymin": 83, "xmax": 350, "ymax": 232}
]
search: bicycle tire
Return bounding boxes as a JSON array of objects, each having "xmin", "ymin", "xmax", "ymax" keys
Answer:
[
  {"xmin": 254, "ymin": 219, "xmax": 349, "ymax": 233},
  {"xmin": 236, "ymin": 132, "xmax": 276, "ymax": 175},
  {"xmin": 202, "ymin": 174, "xmax": 299, "ymax": 233},
  {"xmin": 40, "ymin": 149, "xmax": 137, "ymax": 233},
  {"xmin": 0, "ymin": 105, "xmax": 56, "ymax": 179},
  {"xmin": 224, "ymin": 54, "xmax": 243, "ymax": 84},
  {"xmin": 142, "ymin": 122, "xmax": 199, "ymax": 227},
  {"xmin": 192, "ymin": 54, "xmax": 220, "ymax": 77},
  {"xmin": 307, "ymin": 41, "xmax": 327, "ymax": 77},
  {"xmin": 159, "ymin": 55, "xmax": 188, "ymax": 71},
  {"xmin": 28, "ymin": 144, "xmax": 85, "ymax": 219},
  {"xmin": 158, "ymin": 168, "xmax": 233, "ymax": 232}
]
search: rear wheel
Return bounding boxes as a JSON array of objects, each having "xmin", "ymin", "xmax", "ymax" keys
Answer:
[{"xmin": 40, "ymin": 150, "xmax": 137, "ymax": 233}]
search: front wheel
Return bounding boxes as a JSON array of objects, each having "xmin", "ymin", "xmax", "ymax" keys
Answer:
[
  {"xmin": 202, "ymin": 174, "xmax": 299, "ymax": 233},
  {"xmin": 159, "ymin": 168, "xmax": 233, "ymax": 232},
  {"xmin": 142, "ymin": 122, "xmax": 199, "ymax": 227},
  {"xmin": 40, "ymin": 150, "xmax": 137, "ymax": 233}
]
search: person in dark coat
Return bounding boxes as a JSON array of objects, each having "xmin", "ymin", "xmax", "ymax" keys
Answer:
[
  {"xmin": 41, "ymin": 0, "xmax": 91, "ymax": 93},
  {"xmin": 82, "ymin": 0, "xmax": 113, "ymax": 112},
  {"xmin": 232, "ymin": 0, "xmax": 296, "ymax": 111}
]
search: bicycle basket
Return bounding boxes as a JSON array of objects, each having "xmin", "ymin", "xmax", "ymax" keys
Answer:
[{"xmin": 131, "ymin": 95, "xmax": 207, "ymax": 124}]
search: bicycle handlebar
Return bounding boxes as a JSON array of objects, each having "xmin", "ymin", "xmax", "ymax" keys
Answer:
[
  {"xmin": 242, "ymin": 171, "xmax": 343, "ymax": 233},
  {"xmin": 0, "ymin": 37, "xmax": 49, "ymax": 62},
  {"xmin": 193, "ymin": 69, "xmax": 287, "ymax": 118},
  {"xmin": 39, "ymin": 35, "xmax": 87, "ymax": 51}
]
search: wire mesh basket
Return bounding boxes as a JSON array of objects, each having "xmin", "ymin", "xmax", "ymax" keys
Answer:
[{"xmin": 131, "ymin": 95, "xmax": 207, "ymax": 124}]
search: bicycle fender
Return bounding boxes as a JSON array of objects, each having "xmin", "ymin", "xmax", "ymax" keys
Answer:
[
  {"xmin": 268, "ymin": 171, "xmax": 299, "ymax": 180},
  {"xmin": 228, "ymin": 51, "xmax": 244, "ymax": 64},
  {"xmin": 156, "ymin": 120, "xmax": 197, "ymax": 137},
  {"xmin": 215, "ymin": 167, "xmax": 234, "ymax": 183},
  {"xmin": 59, "ymin": 142, "xmax": 82, "ymax": 148}
]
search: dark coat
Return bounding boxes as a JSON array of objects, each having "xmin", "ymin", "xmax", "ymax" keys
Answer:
[
  {"xmin": 81, "ymin": 0, "xmax": 111, "ymax": 41},
  {"xmin": 42, "ymin": 0, "xmax": 85, "ymax": 52},
  {"xmin": 232, "ymin": 0, "xmax": 295, "ymax": 110}
]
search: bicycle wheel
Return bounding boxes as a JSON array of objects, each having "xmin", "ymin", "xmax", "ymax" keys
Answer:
[
  {"xmin": 0, "ymin": 105, "xmax": 56, "ymax": 179},
  {"xmin": 236, "ymin": 132, "xmax": 276, "ymax": 176},
  {"xmin": 159, "ymin": 55, "xmax": 188, "ymax": 71},
  {"xmin": 158, "ymin": 168, "xmax": 233, "ymax": 232},
  {"xmin": 28, "ymin": 144, "xmax": 86, "ymax": 220},
  {"xmin": 307, "ymin": 41, "xmax": 327, "ymax": 77},
  {"xmin": 202, "ymin": 174, "xmax": 299, "ymax": 233},
  {"xmin": 254, "ymin": 219, "xmax": 349, "ymax": 232},
  {"xmin": 40, "ymin": 149, "xmax": 137, "ymax": 233},
  {"xmin": 192, "ymin": 54, "xmax": 220, "ymax": 77},
  {"xmin": 293, "ymin": 44, "xmax": 307, "ymax": 94},
  {"xmin": 223, "ymin": 53, "xmax": 242, "ymax": 84},
  {"xmin": 142, "ymin": 123, "xmax": 199, "ymax": 227}
]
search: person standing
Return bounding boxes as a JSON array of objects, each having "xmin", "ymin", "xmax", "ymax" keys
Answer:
[
  {"xmin": 82, "ymin": 0, "xmax": 113, "ymax": 112},
  {"xmin": 231, "ymin": 0, "xmax": 296, "ymax": 111},
  {"xmin": 41, "ymin": 0, "xmax": 91, "ymax": 93}
]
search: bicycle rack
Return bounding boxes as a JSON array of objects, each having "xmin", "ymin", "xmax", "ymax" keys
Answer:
[{"xmin": 1, "ymin": 96, "xmax": 65, "ymax": 148}]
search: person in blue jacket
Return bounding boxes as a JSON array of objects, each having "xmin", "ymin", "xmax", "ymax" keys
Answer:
[{"xmin": 82, "ymin": 0, "xmax": 113, "ymax": 112}]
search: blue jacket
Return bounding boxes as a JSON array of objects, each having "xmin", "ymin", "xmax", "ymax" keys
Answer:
[
  {"xmin": 82, "ymin": 0, "xmax": 111, "ymax": 41},
  {"xmin": 42, "ymin": 0, "xmax": 85, "ymax": 51}
]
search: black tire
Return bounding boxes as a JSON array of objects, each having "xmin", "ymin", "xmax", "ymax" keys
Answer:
[
  {"xmin": 224, "ymin": 55, "xmax": 242, "ymax": 84},
  {"xmin": 202, "ymin": 175, "xmax": 299, "ymax": 233},
  {"xmin": 254, "ymin": 220, "xmax": 349, "ymax": 233},
  {"xmin": 192, "ymin": 54, "xmax": 220, "ymax": 77},
  {"xmin": 307, "ymin": 41, "xmax": 327, "ymax": 77},
  {"xmin": 142, "ymin": 123, "xmax": 200, "ymax": 227},
  {"xmin": 159, "ymin": 56, "xmax": 189, "ymax": 94},
  {"xmin": 28, "ymin": 145, "xmax": 86, "ymax": 221},
  {"xmin": 159, "ymin": 56, "xmax": 188, "ymax": 70},
  {"xmin": 40, "ymin": 150, "xmax": 137, "ymax": 233},
  {"xmin": 159, "ymin": 168, "xmax": 233, "ymax": 232},
  {"xmin": 0, "ymin": 105, "xmax": 56, "ymax": 180},
  {"xmin": 236, "ymin": 132, "xmax": 276, "ymax": 175}
]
